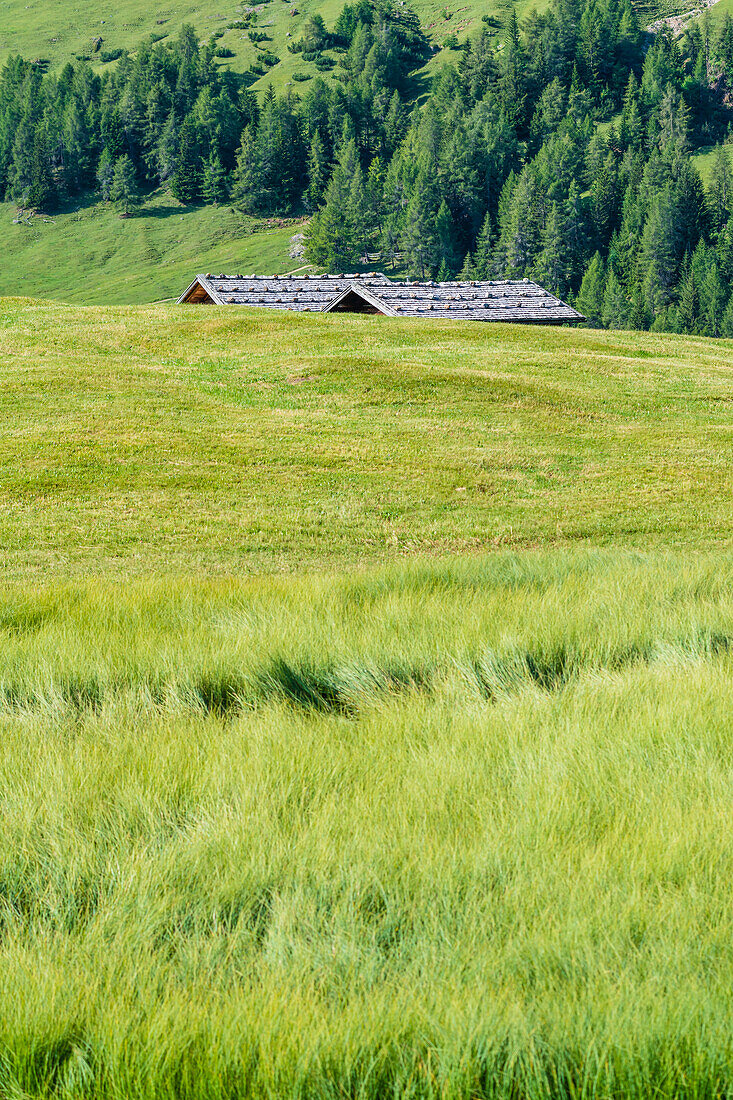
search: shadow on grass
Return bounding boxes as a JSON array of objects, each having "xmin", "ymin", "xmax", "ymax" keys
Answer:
[{"xmin": 1, "ymin": 630, "xmax": 731, "ymax": 718}]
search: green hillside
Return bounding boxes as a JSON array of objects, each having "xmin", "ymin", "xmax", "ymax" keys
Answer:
[
  {"xmin": 1, "ymin": 303, "xmax": 732, "ymax": 580},
  {"xmin": 2, "ymin": 306, "xmax": 733, "ymax": 1097},
  {"xmin": 0, "ymin": 0, "xmax": 533, "ymax": 94},
  {"xmin": 0, "ymin": 192, "xmax": 305, "ymax": 303}
]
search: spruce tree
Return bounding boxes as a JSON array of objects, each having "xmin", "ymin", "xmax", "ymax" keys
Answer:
[
  {"xmin": 499, "ymin": 9, "xmax": 526, "ymax": 130},
  {"xmin": 156, "ymin": 111, "xmax": 179, "ymax": 183},
  {"xmin": 720, "ymin": 292, "xmax": 733, "ymax": 336},
  {"xmin": 473, "ymin": 212, "xmax": 492, "ymax": 278},
  {"xmin": 640, "ymin": 194, "xmax": 678, "ymax": 318},
  {"xmin": 27, "ymin": 125, "xmax": 55, "ymax": 212},
  {"xmin": 709, "ymin": 146, "xmax": 733, "ymax": 232},
  {"xmin": 202, "ymin": 152, "xmax": 227, "ymax": 204},
  {"xmin": 576, "ymin": 252, "xmax": 606, "ymax": 326},
  {"xmin": 702, "ymin": 262, "xmax": 726, "ymax": 336},
  {"xmin": 171, "ymin": 117, "xmax": 202, "ymax": 204},
  {"xmin": 459, "ymin": 252, "xmax": 477, "ymax": 279},
  {"xmin": 230, "ymin": 127, "xmax": 260, "ymax": 212},
  {"xmin": 532, "ymin": 203, "xmax": 566, "ymax": 296},
  {"xmin": 307, "ymin": 132, "xmax": 329, "ymax": 211},
  {"xmin": 305, "ymin": 139, "xmax": 362, "ymax": 269},
  {"xmin": 601, "ymin": 270, "xmax": 630, "ymax": 329},
  {"xmin": 630, "ymin": 279, "xmax": 649, "ymax": 330},
  {"xmin": 97, "ymin": 148, "xmax": 114, "ymax": 201},
  {"xmin": 400, "ymin": 175, "xmax": 440, "ymax": 278},
  {"xmin": 677, "ymin": 256, "xmax": 699, "ymax": 334},
  {"xmin": 110, "ymin": 154, "xmax": 140, "ymax": 216},
  {"xmin": 435, "ymin": 200, "xmax": 460, "ymax": 275}
]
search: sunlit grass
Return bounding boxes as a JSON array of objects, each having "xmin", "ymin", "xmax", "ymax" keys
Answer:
[
  {"xmin": 2, "ymin": 302, "xmax": 733, "ymax": 580},
  {"xmin": 0, "ymin": 552, "xmax": 733, "ymax": 1097},
  {"xmin": 3, "ymin": 304, "xmax": 733, "ymax": 1095}
]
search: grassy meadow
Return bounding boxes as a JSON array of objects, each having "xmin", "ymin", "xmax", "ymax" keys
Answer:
[
  {"xmin": 2, "ymin": 301, "xmax": 733, "ymax": 579},
  {"xmin": 2, "ymin": 554, "xmax": 733, "ymax": 1098},
  {"xmin": 2, "ymin": 303, "xmax": 733, "ymax": 1096}
]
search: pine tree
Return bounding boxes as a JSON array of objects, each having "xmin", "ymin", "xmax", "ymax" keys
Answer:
[
  {"xmin": 435, "ymin": 200, "xmax": 460, "ymax": 275},
  {"xmin": 473, "ymin": 211, "xmax": 492, "ymax": 278},
  {"xmin": 202, "ymin": 151, "xmax": 227, "ymax": 203},
  {"xmin": 171, "ymin": 117, "xmax": 202, "ymax": 204},
  {"xmin": 110, "ymin": 154, "xmax": 140, "ymax": 215},
  {"xmin": 97, "ymin": 148, "xmax": 114, "ymax": 201},
  {"xmin": 702, "ymin": 262, "xmax": 727, "ymax": 336},
  {"xmin": 602, "ymin": 270, "xmax": 630, "ymax": 329},
  {"xmin": 677, "ymin": 255, "xmax": 699, "ymax": 333},
  {"xmin": 576, "ymin": 251, "xmax": 606, "ymax": 326},
  {"xmin": 307, "ymin": 132, "xmax": 329, "ymax": 211}
]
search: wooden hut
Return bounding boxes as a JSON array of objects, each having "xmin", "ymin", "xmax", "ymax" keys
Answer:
[{"xmin": 178, "ymin": 272, "xmax": 584, "ymax": 324}]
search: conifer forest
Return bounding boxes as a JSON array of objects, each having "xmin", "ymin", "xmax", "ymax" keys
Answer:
[{"xmin": 4, "ymin": 1, "xmax": 733, "ymax": 328}]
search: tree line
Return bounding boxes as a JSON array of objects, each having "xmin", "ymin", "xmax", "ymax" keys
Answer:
[{"xmin": 3, "ymin": 0, "xmax": 733, "ymax": 332}]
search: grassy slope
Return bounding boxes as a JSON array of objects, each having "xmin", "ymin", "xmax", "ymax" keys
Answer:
[
  {"xmin": 0, "ymin": 191, "xmax": 305, "ymax": 303},
  {"xmin": 1, "ymin": 303, "xmax": 732, "ymax": 580},
  {"xmin": 0, "ymin": 0, "xmax": 539, "ymax": 95},
  {"xmin": 1, "ymin": 310, "xmax": 733, "ymax": 1096}
]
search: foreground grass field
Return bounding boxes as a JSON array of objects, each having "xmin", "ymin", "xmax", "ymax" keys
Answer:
[
  {"xmin": 3, "ymin": 305, "xmax": 733, "ymax": 1096},
  {"xmin": 2, "ymin": 301, "xmax": 733, "ymax": 578},
  {"xmin": 2, "ymin": 552, "xmax": 733, "ymax": 1098}
]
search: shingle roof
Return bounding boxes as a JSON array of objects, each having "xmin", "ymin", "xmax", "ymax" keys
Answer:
[{"xmin": 178, "ymin": 272, "xmax": 584, "ymax": 324}]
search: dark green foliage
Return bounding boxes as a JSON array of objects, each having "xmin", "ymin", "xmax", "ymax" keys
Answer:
[
  {"xmin": 202, "ymin": 151, "xmax": 227, "ymax": 204},
  {"xmin": 576, "ymin": 251, "xmax": 606, "ymax": 325},
  {"xmin": 171, "ymin": 116, "xmax": 202, "ymax": 204},
  {"xmin": 96, "ymin": 148, "xmax": 114, "ymax": 200},
  {"xmin": 109, "ymin": 154, "xmax": 140, "ymax": 214},
  {"xmin": 0, "ymin": 0, "xmax": 731, "ymax": 330},
  {"xmin": 231, "ymin": 95, "xmax": 305, "ymax": 214}
]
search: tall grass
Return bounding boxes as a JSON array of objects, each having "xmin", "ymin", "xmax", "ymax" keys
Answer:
[{"xmin": 1, "ymin": 550, "xmax": 733, "ymax": 1097}]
